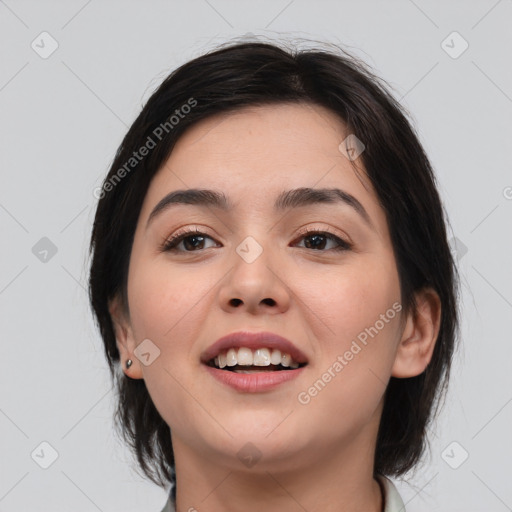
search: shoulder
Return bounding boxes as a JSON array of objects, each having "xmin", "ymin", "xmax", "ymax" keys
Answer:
[
  {"xmin": 159, "ymin": 477, "xmax": 405, "ymax": 512},
  {"xmin": 376, "ymin": 474, "xmax": 406, "ymax": 512},
  {"xmin": 159, "ymin": 493, "xmax": 174, "ymax": 512}
]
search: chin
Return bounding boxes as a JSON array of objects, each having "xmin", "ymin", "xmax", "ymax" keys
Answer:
[{"xmin": 216, "ymin": 416, "xmax": 309, "ymax": 452}]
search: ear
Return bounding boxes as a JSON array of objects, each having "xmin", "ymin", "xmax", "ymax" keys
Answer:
[
  {"xmin": 108, "ymin": 296, "xmax": 144, "ymax": 379},
  {"xmin": 391, "ymin": 287, "xmax": 442, "ymax": 378}
]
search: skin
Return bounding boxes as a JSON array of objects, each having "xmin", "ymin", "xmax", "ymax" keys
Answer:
[{"xmin": 110, "ymin": 103, "xmax": 441, "ymax": 512}]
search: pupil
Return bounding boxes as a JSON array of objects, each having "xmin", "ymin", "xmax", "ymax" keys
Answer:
[
  {"xmin": 184, "ymin": 235, "xmax": 204, "ymax": 250},
  {"xmin": 305, "ymin": 234, "xmax": 326, "ymax": 250}
]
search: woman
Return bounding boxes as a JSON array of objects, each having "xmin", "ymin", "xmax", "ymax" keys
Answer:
[{"xmin": 88, "ymin": 40, "xmax": 459, "ymax": 511}]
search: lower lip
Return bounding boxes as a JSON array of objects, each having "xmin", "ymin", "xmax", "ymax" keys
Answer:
[{"xmin": 204, "ymin": 364, "xmax": 305, "ymax": 392}]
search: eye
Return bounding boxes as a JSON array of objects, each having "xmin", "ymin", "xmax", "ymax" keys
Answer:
[
  {"xmin": 293, "ymin": 228, "xmax": 352, "ymax": 252},
  {"xmin": 160, "ymin": 227, "xmax": 352, "ymax": 253},
  {"xmin": 160, "ymin": 228, "xmax": 220, "ymax": 253}
]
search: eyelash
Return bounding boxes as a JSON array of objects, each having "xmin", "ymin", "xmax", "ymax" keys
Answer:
[{"xmin": 159, "ymin": 226, "xmax": 352, "ymax": 253}]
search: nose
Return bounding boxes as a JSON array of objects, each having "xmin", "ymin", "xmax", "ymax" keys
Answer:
[{"xmin": 217, "ymin": 243, "xmax": 291, "ymax": 315}]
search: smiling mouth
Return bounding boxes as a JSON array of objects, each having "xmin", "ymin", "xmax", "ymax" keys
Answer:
[
  {"xmin": 206, "ymin": 361, "xmax": 307, "ymax": 373},
  {"xmin": 206, "ymin": 347, "xmax": 308, "ymax": 373}
]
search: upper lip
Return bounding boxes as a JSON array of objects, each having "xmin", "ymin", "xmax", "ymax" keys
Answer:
[{"xmin": 201, "ymin": 331, "xmax": 309, "ymax": 365}]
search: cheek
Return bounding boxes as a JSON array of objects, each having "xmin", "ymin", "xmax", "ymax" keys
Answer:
[
  {"xmin": 125, "ymin": 259, "xmax": 216, "ymax": 431},
  {"xmin": 127, "ymin": 257, "xmax": 213, "ymax": 342},
  {"xmin": 297, "ymin": 255, "xmax": 401, "ymax": 421},
  {"xmin": 302, "ymin": 254, "xmax": 401, "ymax": 351}
]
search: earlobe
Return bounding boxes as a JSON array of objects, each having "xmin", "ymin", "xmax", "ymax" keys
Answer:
[
  {"xmin": 108, "ymin": 297, "xmax": 144, "ymax": 380},
  {"xmin": 391, "ymin": 288, "xmax": 442, "ymax": 378}
]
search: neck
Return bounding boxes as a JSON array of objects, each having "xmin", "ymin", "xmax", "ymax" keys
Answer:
[{"xmin": 171, "ymin": 429, "xmax": 383, "ymax": 512}]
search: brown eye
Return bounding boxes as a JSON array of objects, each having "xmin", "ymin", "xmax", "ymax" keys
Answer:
[
  {"xmin": 294, "ymin": 230, "xmax": 352, "ymax": 251},
  {"xmin": 161, "ymin": 229, "xmax": 219, "ymax": 252}
]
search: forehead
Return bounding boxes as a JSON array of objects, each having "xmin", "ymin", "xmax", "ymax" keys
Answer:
[
  {"xmin": 165, "ymin": 102, "xmax": 351, "ymax": 179},
  {"xmin": 139, "ymin": 103, "xmax": 386, "ymax": 233}
]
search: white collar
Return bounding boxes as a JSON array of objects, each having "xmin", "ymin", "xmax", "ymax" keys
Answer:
[
  {"xmin": 377, "ymin": 474, "xmax": 406, "ymax": 512},
  {"xmin": 160, "ymin": 475, "xmax": 406, "ymax": 512}
]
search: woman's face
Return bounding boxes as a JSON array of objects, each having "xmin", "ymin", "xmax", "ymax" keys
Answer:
[{"xmin": 117, "ymin": 103, "xmax": 407, "ymax": 471}]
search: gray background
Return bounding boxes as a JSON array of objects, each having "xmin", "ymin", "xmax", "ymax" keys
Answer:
[{"xmin": 1, "ymin": 0, "xmax": 511, "ymax": 510}]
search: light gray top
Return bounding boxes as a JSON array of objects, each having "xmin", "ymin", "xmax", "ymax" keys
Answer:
[{"xmin": 159, "ymin": 474, "xmax": 405, "ymax": 511}]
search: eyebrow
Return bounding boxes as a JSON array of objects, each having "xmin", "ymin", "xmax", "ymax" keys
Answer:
[{"xmin": 145, "ymin": 187, "xmax": 373, "ymax": 230}]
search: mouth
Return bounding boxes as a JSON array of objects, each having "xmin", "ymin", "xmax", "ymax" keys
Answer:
[
  {"xmin": 201, "ymin": 331, "xmax": 308, "ymax": 392},
  {"xmin": 205, "ymin": 347, "xmax": 308, "ymax": 373}
]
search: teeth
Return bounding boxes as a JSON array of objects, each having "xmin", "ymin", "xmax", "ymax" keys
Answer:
[
  {"xmin": 270, "ymin": 349, "xmax": 282, "ymax": 365},
  {"xmin": 253, "ymin": 348, "xmax": 271, "ymax": 366},
  {"xmin": 211, "ymin": 347, "xmax": 301, "ymax": 369},
  {"xmin": 237, "ymin": 347, "xmax": 253, "ymax": 365},
  {"xmin": 226, "ymin": 348, "xmax": 237, "ymax": 366}
]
